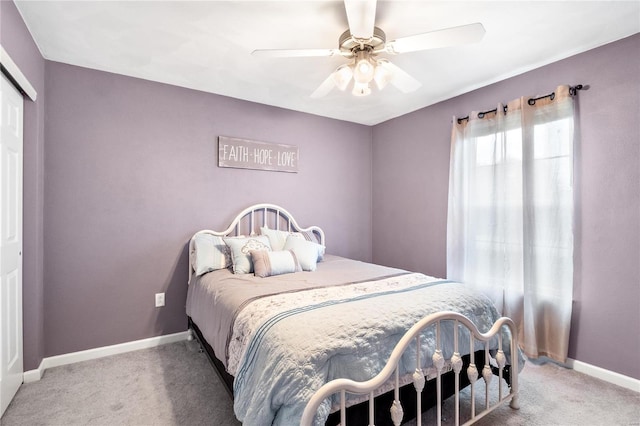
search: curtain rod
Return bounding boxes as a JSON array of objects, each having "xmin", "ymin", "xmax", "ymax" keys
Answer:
[{"xmin": 456, "ymin": 84, "xmax": 585, "ymax": 124}]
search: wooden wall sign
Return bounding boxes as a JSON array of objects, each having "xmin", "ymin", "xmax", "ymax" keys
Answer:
[{"xmin": 218, "ymin": 136, "xmax": 298, "ymax": 173}]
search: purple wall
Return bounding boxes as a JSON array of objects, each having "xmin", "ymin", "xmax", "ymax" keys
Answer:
[
  {"xmin": 372, "ymin": 34, "xmax": 640, "ymax": 380},
  {"xmin": 5, "ymin": 0, "xmax": 639, "ymax": 381},
  {"xmin": 1, "ymin": 1, "xmax": 46, "ymax": 371},
  {"xmin": 43, "ymin": 62, "xmax": 372, "ymax": 357}
]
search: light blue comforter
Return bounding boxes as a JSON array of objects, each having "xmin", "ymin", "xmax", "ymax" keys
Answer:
[{"xmin": 233, "ymin": 275, "xmax": 513, "ymax": 425}]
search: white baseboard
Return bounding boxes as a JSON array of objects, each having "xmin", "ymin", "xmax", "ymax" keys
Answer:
[
  {"xmin": 565, "ymin": 358, "xmax": 640, "ymax": 393},
  {"xmin": 23, "ymin": 331, "xmax": 189, "ymax": 383},
  {"xmin": 22, "ymin": 334, "xmax": 639, "ymax": 394},
  {"xmin": 22, "ymin": 362, "xmax": 45, "ymax": 383}
]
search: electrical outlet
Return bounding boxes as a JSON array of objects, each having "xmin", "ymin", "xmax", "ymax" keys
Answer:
[{"xmin": 155, "ymin": 292, "xmax": 165, "ymax": 307}]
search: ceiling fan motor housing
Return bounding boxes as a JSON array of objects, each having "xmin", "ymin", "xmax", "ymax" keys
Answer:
[{"xmin": 339, "ymin": 26, "xmax": 386, "ymax": 55}]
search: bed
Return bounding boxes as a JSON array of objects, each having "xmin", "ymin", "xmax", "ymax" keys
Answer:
[{"xmin": 186, "ymin": 204, "xmax": 522, "ymax": 425}]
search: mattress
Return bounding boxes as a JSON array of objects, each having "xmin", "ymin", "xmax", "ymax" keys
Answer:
[{"xmin": 186, "ymin": 254, "xmax": 408, "ymax": 371}]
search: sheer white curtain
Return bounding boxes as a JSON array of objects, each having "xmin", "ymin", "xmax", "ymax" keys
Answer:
[{"xmin": 447, "ymin": 85, "xmax": 575, "ymax": 362}]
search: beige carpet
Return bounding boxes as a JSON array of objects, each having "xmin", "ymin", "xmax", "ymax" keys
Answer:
[
  {"xmin": 2, "ymin": 340, "xmax": 638, "ymax": 425},
  {"xmin": 1, "ymin": 341, "xmax": 240, "ymax": 426},
  {"xmin": 413, "ymin": 359, "xmax": 640, "ymax": 426}
]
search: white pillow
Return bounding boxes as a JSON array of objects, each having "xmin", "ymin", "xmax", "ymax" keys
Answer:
[
  {"xmin": 191, "ymin": 233, "xmax": 231, "ymax": 276},
  {"xmin": 223, "ymin": 236, "xmax": 271, "ymax": 274},
  {"xmin": 295, "ymin": 230, "xmax": 324, "ymax": 261},
  {"xmin": 283, "ymin": 236, "xmax": 324, "ymax": 272},
  {"xmin": 260, "ymin": 226, "xmax": 305, "ymax": 251},
  {"xmin": 251, "ymin": 250, "xmax": 302, "ymax": 278},
  {"xmin": 261, "ymin": 226, "xmax": 324, "ymax": 260}
]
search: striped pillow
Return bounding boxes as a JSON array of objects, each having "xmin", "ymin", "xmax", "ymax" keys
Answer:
[{"xmin": 251, "ymin": 250, "xmax": 302, "ymax": 278}]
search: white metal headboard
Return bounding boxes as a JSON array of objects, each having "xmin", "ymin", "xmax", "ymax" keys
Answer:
[{"xmin": 188, "ymin": 203, "xmax": 325, "ymax": 279}]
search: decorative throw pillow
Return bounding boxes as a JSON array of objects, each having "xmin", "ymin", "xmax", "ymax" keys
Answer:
[
  {"xmin": 251, "ymin": 250, "xmax": 302, "ymax": 278},
  {"xmin": 260, "ymin": 226, "xmax": 324, "ymax": 259},
  {"xmin": 283, "ymin": 236, "xmax": 324, "ymax": 272},
  {"xmin": 295, "ymin": 230, "xmax": 324, "ymax": 261},
  {"xmin": 223, "ymin": 236, "xmax": 272, "ymax": 274},
  {"xmin": 260, "ymin": 226, "xmax": 305, "ymax": 251},
  {"xmin": 192, "ymin": 233, "xmax": 231, "ymax": 276},
  {"xmin": 297, "ymin": 229, "xmax": 322, "ymax": 245}
]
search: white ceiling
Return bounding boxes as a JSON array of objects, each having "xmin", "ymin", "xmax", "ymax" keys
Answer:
[{"xmin": 15, "ymin": 1, "xmax": 640, "ymax": 125}]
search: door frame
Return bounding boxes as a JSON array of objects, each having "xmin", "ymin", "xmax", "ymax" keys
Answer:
[
  {"xmin": 0, "ymin": 44, "xmax": 37, "ymax": 417},
  {"xmin": 0, "ymin": 45, "xmax": 38, "ymax": 102}
]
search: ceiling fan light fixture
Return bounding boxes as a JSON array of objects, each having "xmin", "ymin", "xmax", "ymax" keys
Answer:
[
  {"xmin": 353, "ymin": 50, "xmax": 375, "ymax": 84},
  {"xmin": 373, "ymin": 59, "xmax": 393, "ymax": 90},
  {"xmin": 333, "ymin": 64, "xmax": 353, "ymax": 91},
  {"xmin": 352, "ymin": 82, "xmax": 371, "ymax": 97},
  {"xmin": 255, "ymin": 3, "xmax": 486, "ymax": 100}
]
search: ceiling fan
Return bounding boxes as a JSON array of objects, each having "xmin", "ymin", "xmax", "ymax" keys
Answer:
[{"xmin": 252, "ymin": 0, "xmax": 486, "ymax": 98}]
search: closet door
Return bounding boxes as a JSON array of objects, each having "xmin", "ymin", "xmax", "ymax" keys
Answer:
[{"xmin": 0, "ymin": 72, "xmax": 24, "ymax": 417}]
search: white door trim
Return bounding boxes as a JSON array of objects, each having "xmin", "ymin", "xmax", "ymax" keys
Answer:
[
  {"xmin": 0, "ymin": 42, "xmax": 36, "ymax": 418},
  {"xmin": 0, "ymin": 72, "xmax": 24, "ymax": 417},
  {"xmin": 0, "ymin": 45, "xmax": 37, "ymax": 102}
]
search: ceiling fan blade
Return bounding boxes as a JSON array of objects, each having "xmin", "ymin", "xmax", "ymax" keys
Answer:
[
  {"xmin": 252, "ymin": 48, "xmax": 340, "ymax": 58},
  {"xmin": 378, "ymin": 60, "xmax": 421, "ymax": 93},
  {"xmin": 311, "ymin": 73, "xmax": 337, "ymax": 98},
  {"xmin": 344, "ymin": 0, "xmax": 377, "ymax": 39},
  {"xmin": 387, "ymin": 23, "xmax": 486, "ymax": 54}
]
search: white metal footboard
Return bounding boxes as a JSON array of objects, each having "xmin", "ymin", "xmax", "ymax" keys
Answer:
[{"xmin": 301, "ymin": 311, "xmax": 520, "ymax": 426}]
